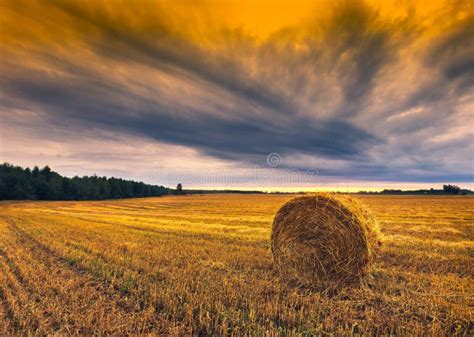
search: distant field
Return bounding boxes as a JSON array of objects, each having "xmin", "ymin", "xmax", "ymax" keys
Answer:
[{"xmin": 0, "ymin": 195, "xmax": 472, "ymax": 335}]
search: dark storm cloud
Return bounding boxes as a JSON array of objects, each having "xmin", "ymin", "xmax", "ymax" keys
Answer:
[
  {"xmin": 46, "ymin": 0, "xmax": 293, "ymax": 114},
  {"xmin": 386, "ymin": 13, "xmax": 474, "ymax": 135},
  {"xmin": 1, "ymin": 62, "xmax": 376, "ymax": 166},
  {"xmin": 424, "ymin": 15, "xmax": 474, "ymax": 95},
  {"xmin": 1, "ymin": 0, "xmax": 473, "ymax": 183},
  {"xmin": 320, "ymin": 1, "xmax": 402, "ymax": 116}
]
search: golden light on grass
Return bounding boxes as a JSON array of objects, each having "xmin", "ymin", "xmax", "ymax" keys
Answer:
[
  {"xmin": 0, "ymin": 194, "xmax": 472, "ymax": 335},
  {"xmin": 271, "ymin": 194, "xmax": 382, "ymax": 290}
]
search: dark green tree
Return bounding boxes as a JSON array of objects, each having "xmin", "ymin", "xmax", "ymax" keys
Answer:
[
  {"xmin": 443, "ymin": 184, "xmax": 461, "ymax": 194},
  {"xmin": 0, "ymin": 163, "xmax": 171, "ymax": 201}
]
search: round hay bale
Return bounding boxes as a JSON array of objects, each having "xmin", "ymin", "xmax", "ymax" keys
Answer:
[{"xmin": 271, "ymin": 194, "xmax": 382, "ymax": 290}]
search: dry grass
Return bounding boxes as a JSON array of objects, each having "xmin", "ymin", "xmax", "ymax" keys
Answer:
[
  {"xmin": 0, "ymin": 194, "xmax": 473, "ymax": 335},
  {"xmin": 271, "ymin": 194, "xmax": 382, "ymax": 290}
]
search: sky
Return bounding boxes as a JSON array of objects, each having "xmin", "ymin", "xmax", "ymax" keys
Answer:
[{"xmin": 0, "ymin": 0, "xmax": 473, "ymax": 191}]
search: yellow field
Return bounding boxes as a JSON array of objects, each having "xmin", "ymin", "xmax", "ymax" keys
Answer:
[{"xmin": 0, "ymin": 195, "xmax": 473, "ymax": 335}]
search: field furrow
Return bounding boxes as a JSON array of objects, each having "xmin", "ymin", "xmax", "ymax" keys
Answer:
[
  {"xmin": 2, "ymin": 225, "xmax": 154, "ymax": 335},
  {"xmin": 0, "ymin": 249, "xmax": 44, "ymax": 333}
]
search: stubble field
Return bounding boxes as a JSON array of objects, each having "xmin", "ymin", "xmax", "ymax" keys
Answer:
[{"xmin": 0, "ymin": 194, "xmax": 472, "ymax": 335}]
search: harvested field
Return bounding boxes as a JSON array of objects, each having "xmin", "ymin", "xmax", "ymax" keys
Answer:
[{"xmin": 0, "ymin": 195, "xmax": 473, "ymax": 335}]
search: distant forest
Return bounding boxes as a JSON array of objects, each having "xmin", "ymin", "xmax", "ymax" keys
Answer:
[
  {"xmin": 358, "ymin": 184, "xmax": 472, "ymax": 195},
  {"xmin": 0, "ymin": 163, "xmax": 171, "ymax": 200}
]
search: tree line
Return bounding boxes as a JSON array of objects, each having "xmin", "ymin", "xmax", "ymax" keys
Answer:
[
  {"xmin": 357, "ymin": 184, "xmax": 471, "ymax": 195},
  {"xmin": 0, "ymin": 163, "xmax": 172, "ymax": 200}
]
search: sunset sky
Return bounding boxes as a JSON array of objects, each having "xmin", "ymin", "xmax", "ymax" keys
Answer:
[{"xmin": 1, "ymin": 0, "xmax": 473, "ymax": 191}]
